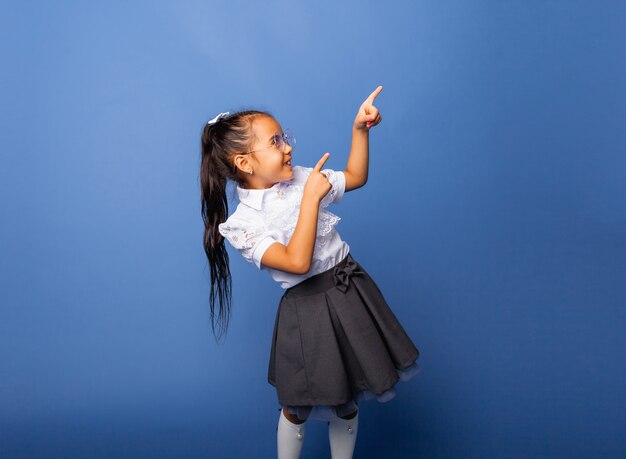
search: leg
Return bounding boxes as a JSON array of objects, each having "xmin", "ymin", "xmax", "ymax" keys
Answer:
[
  {"xmin": 328, "ymin": 409, "xmax": 359, "ymax": 459},
  {"xmin": 277, "ymin": 407, "xmax": 307, "ymax": 459}
]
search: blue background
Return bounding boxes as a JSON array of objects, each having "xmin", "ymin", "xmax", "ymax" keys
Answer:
[{"xmin": 1, "ymin": 1, "xmax": 625, "ymax": 458}]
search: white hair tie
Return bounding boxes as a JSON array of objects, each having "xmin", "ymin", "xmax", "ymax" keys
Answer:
[{"xmin": 207, "ymin": 111, "xmax": 230, "ymax": 125}]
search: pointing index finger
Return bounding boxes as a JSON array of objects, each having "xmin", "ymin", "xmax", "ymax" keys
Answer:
[
  {"xmin": 313, "ymin": 152, "xmax": 330, "ymax": 172},
  {"xmin": 366, "ymin": 85, "xmax": 383, "ymax": 103}
]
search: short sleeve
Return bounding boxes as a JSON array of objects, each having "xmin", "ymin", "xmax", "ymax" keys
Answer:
[
  {"xmin": 218, "ymin": 218, "xmax": 279, "ymax": 270},
  {"xmin": 320, "ymin": 168, "xmax": 346, "ymax": 207},
  {"xmin": 296, "ymin": 166, "xmax": 346, "ymax": 208}
]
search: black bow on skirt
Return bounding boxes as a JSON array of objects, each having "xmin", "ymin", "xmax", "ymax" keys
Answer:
[{"xmin": 333, "ymin": 259, "xmax": 364, "ymax": 293}]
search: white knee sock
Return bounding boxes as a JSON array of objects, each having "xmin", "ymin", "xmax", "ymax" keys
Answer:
[
  {"xmin": 328, "ymin": 411, "xmax": 359, "ymax": 459},
  {"xmin": 277, "ymin": 409, "xmax": 307, "ymax": 459}
]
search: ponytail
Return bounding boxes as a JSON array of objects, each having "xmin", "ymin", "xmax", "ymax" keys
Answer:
[{"xmin": 199, "ymin": 109, "xmax": 271, "ymax": 343}]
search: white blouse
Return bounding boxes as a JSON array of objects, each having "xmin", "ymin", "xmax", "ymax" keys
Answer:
[{"xmin": 218, "ymin": 165, "xmax": 350, "ymax": 289}]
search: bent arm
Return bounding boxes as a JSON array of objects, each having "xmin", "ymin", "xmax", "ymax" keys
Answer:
[{"xmin": 259, "ymin": 194, "xmax": 321, "ymax": 274}]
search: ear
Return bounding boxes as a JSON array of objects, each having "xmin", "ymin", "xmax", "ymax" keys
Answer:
[{"xmin": 233, "ymin": 154, "xmax": 253, "ymax": 174}]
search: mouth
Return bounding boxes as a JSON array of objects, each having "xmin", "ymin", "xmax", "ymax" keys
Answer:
[{"xmin": 284, "ymin": 158, "xmax": 292, "ymax": 167}]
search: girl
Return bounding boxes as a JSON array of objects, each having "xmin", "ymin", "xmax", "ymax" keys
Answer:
[{"xmin": 200, "ymin": 85, "xmax": 420, "ymax": 459}]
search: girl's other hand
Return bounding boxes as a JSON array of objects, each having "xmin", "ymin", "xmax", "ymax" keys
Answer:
[
  {"xmin": 303, "ymin": 152, "xmax": 332, "ymax": 203},
  {"xmin": 354, "ymin": 85, "xmax": 383, "ymax": 131}
]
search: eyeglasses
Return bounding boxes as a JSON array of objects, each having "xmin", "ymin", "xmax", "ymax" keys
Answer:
[{"xmin": 243, "ymin": 129, "xmax": 296, "ymax": 154}]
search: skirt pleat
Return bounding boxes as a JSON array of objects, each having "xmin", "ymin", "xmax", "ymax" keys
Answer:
[{"xmin": 267, "ymin": 251, "xmax": 420, "ymax": 421}]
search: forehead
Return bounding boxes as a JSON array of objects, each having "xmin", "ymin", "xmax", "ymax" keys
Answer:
[{"xmin": 253, "ymin": 116, "xmax": 282, "ymax": 142}]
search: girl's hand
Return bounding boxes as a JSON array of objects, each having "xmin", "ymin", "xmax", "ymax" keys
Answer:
[
  {"xmin": 303, "ymin": 152, "xmax": 333, "ymax": 203},
  {"xmin": 354, "ymin": 85, "xmax": 383, "ymax": 131}
]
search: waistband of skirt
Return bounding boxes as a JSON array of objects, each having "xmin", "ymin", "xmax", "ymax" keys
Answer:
[{"xmin": 283, "ymin": 252, "xmax": 355, "ymax": 298}]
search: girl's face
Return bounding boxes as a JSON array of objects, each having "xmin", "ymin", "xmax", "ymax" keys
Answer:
[{"xmin": 236, "ymin": 116, "xmax": 294, "ymax": 189}]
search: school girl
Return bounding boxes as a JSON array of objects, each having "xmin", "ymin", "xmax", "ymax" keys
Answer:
[{"xmin": 200, "ymin": 85, "xmax": 420, "ymax": 459}]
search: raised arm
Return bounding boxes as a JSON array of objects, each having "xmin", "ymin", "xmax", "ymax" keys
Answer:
[{"xmin": 344, "ymin": 85, "xmax": 383, "ymax": 192}]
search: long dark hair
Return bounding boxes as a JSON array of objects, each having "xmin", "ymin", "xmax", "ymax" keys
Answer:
[{"xmin": 200, "ymin": 109, "xmax": 272, "ymax": 344}]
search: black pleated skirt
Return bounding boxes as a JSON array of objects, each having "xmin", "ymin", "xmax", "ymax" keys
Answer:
[{"xmin": 267, "ymin": 251, "xmax": 421, "ymax": 422}]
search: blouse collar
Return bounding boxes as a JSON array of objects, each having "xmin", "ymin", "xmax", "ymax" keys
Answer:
[
  {"xmin": 236, "ymin": 168, "xmax": 299, "ymax": 211},
  {"xmin": 236, "ymin": 186, "xmax": 266, "ymax": 210},
  {"xmin": 236, "ymin": 180, "xmax": 285, "ymax": 211}
]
